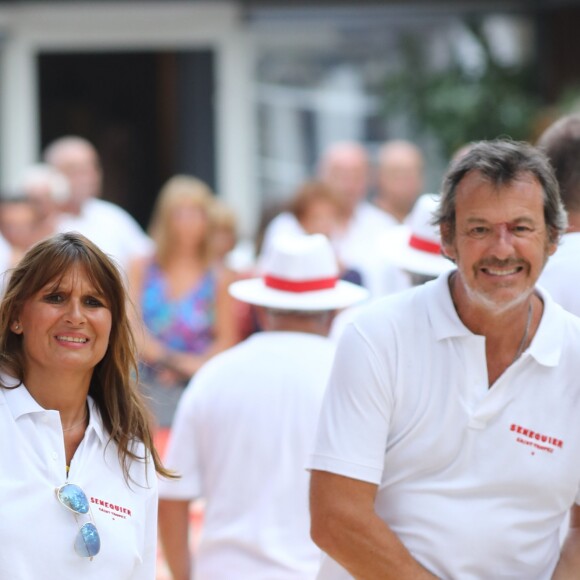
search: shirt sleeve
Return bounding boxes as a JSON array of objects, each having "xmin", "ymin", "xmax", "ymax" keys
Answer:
[
  {"xmin": 307, "ymin": 319, "xmax": 394, "ymax": 485},
  {"xmin": 121, "ymin": 217, "xmax": 154, "ymax": 259},
  {"xmin": 157, "ymin": 383, "xmax": 203, "ymax": 500}
]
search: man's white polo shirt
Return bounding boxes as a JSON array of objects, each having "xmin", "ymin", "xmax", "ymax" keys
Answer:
[
  {"xmin": 0, "ymin": 381, "xmax": 158, "ymax": 579},
  {"xmin": 261, "ymin": 203, "xmax": 405, "ymax": 298},
  {"xmin": 539, "ymin": 232, "xmax": 580, "ymax": 317},
  {"xmin": 57, "ymin": 197, "xmax": 154, "ymax": 274},
  {"xmin": 309, "ymin": 272, "xmax": 580, "ymax": 579},
  {"xmin": 159, "ymin": 331, "xmax": 336, "ymax": 579}
]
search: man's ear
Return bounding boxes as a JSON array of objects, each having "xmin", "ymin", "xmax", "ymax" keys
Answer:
[
  {"xmin": 439, "ymin": 223, "xmax": 456, "ymax": 262},
  {"xmin": 547, "ymin": 228, "xmax": 559, "ymax": 258}
]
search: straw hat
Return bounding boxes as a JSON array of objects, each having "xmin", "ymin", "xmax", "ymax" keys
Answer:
[
  {"xmin": 229, "ymin": 234, "xmax": 369, "ymax": 311},
  {"xmin": 381, "ymin": 193, "xmax": 455, "ymax": 277}
]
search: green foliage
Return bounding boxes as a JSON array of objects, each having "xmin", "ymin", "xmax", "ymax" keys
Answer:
[
  {"xmin": 553, "ymin": 83, "xmax": 580, "ymax": 114},
  {"xmin": 382, "ymin": 22, "xmax": 540, "ymax": 159}
]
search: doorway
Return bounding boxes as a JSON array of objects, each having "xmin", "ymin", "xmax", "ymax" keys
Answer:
[{"xmin": 37, "ymin": 49, "xmax": 216, "ymax": 229}]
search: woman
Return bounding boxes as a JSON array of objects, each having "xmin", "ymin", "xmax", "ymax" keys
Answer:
[
  {"xmin": 0, "ymin": 196, "xmax": 39, "ymax": 267},
  {"xmin": 128, "ymin": 175, "xmax": 238, "ymax": 427},
  {"xmin": 289, "ymin": 180, "xmax": 363, "ymax": 286},
  {"xmin": 20, "ymin": 162, "xmax": 71, "ymax": 246},
  {"xmin": 0, "ymin": 232, "xmax": 172, "ymax": 579},
  {"xmin": 209, "ymin": 197, "xmax": 239, "ymax": 268}
]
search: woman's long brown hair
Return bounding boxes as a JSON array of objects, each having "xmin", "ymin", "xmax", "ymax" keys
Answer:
[{"xmin": 0, "ymin": 232, "xmax": 176, "ymax": 483}]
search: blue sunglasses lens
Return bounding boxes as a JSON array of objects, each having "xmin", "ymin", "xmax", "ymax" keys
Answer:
[
  {"xmin": 75, "ymin": 522, "xmax": 101, "ymax": 558},
  {"xmin": 56, "ymin": 483, "xmax": 101, "ymax": 558},
  {"xmin": 57, "ymin": 483, "xmax": 89, "ymax": 514}
]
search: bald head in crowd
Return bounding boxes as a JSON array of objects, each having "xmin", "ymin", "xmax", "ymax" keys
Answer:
[
  {"xmin": 318, "ymin": 142, "xmax": 370, "ymax": 218},
  {"xmin": 44, "ymin": 136, "xmax": 103, "ymax": 215},
  {"xmin": 375, "ymin": 140, "xmax": 424, "ymax": 223}
]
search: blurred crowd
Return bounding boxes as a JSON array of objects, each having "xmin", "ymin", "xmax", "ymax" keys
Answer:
[{"xmin": 0, "ymin": 134, "xmax": 434, "ymax": 428}]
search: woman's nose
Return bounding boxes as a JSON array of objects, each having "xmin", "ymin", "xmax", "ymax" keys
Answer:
[{"xmin": 64, "ymin": 299, "xmax": 86, "ymax": 324}]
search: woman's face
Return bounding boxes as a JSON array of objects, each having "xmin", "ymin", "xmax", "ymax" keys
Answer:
[
  {"xmin": 169, "ymin": 199, "xmax": 208, "ymax": 247},
  {"xmin": 12, "ymin": 264, "xmax": 112, "ymax": 382},
  {"xmin": 300, "ymin": 199, "xmax": 340, "ymax": 238}
]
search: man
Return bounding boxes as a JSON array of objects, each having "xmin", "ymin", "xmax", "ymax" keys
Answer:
[
  {"xmin": 0, "ymin": 194, "xmax": 27, "ymax": 275},
  {"xmin": 262, "ymin": 142, "xmax": 400, "ymax": 297},
  {"xmin": 0, "ymin": 196, "xmax": 37, "ymax": 262},
  {"xmin": 380, "ymin": 192, "xmax": 455, "ymax": 286},
  {"xmin": 374, "ymin": 139, "xmax": 424, "ymax": 224},
  {"xmin": 309, "ymin": 140, "xmax": 580, "ymax": 579},
  {"xmin": 537, "ymin": 114, "xmax": 580, "ymax": 316},
  {"xmin": 329, "ymin": 192, "xmax": 454, "ymax": 342},
  {"xmin": 44, "ymin": 136, "xmax": 153, "ymax": 272},
  {"xmin": 158, "ymin": 234, "xmax": 368, "ymax": 579},
  {"xmin": 20, "ymin": 163, "xmax": 70, "ymax": 245}
]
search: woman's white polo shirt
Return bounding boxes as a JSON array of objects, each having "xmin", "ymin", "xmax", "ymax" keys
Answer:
[{"xmin": 0, "ymin": 383, "xmax": 158, "ymax": 579}]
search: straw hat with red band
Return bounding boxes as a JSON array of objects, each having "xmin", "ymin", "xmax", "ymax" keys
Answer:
[
  {"xmin": 229, "ymin": 234, "xmax": 369, "ymax": 311},
  {"xmin": 381, "ymin": 193, "xmax": 455, "ymax": 277}
]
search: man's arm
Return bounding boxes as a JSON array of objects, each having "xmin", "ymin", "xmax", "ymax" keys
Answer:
[
  {"xmin": 552, "ymin": 504, "xmax": 580, "ymax": 579},
  {"xmin": 310, "ymin": 470, "xmax": 438, "ymax": 580},
  {"xmin": 158, "ymin": 499, "xmax": 192, "ymax": 580}
]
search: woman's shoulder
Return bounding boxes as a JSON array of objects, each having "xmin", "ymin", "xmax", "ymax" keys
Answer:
[
  {"xmin": 129, "ymin": 253, "xmax": 158, "ymax": 275},
  {"xmin": 213, "ymin": 264, "xmax": 238, "ymax": 285},
  {"xmin": 127, "ymin": 254, "xmax": 161, "ymax": 289},
  {"xmin": 88, "ymin": 400, "xmax": 158, "ymax": 488}
]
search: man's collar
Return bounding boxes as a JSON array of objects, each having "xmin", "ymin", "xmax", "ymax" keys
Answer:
[
  {"xmin": 426, "ymin": 271, "xmax": 563, "ymax": 367},
  {"xmin": 426, "ymin": 271, "xmax": 473, "ymax": 341},
  {"xmin": 525, "ymin": 288, "xmax": 563, "ymax": 367}
]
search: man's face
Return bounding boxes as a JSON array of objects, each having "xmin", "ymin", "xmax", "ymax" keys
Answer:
[
  {"xmin": 442, "ymin": 170, "xmax": 556, "ymax": 312},
  {"xmin": 52, "ymin": 145, "xmax": 102, "ymax": 205},
  {"xmin": 299, "ymin": 198, "xmax": 340, "ymax": 238},
  {"xmin": 0, "ymin": 202, "xmax": 37, "ymax": 250},
  {"xmin": 322, "ymin": 153, "xmax": 369, "ymax": 212},
  {"xmin": 378, "ymin": 147, "xmax": 423, "ymax": 213}
]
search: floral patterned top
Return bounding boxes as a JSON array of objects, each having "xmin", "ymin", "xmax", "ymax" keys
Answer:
[{"xmin": 141, "ymin": 261, "xmax": 217, "ymax": 357}]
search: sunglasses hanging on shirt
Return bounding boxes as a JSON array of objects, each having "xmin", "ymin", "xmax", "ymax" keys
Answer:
[{"xmin": 55, "ymin": 482, "xmax": 101, "ymax": 560}]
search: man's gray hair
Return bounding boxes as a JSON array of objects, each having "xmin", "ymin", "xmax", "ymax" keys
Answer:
[
  {"xmin": 265, "ymin": 308, "xmax": 334, "ymax": 319},
  {"xmin": 433, "ymin": 139, "xmax": 568, "ymax": 246}
]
